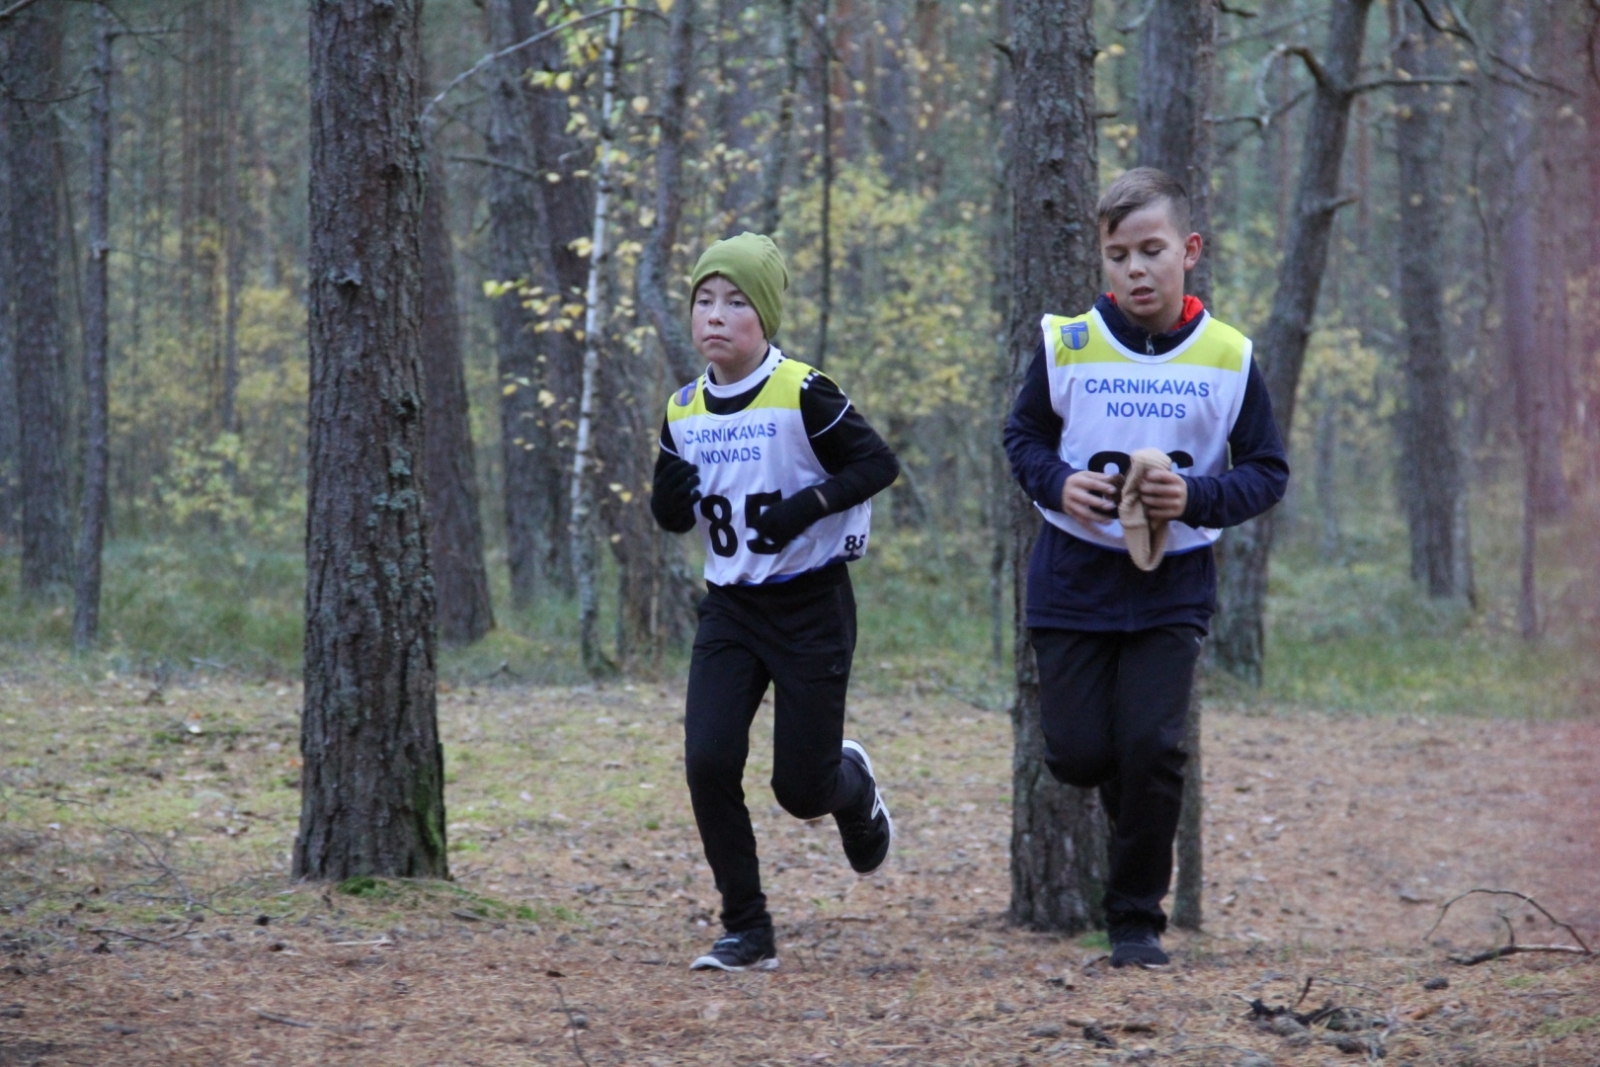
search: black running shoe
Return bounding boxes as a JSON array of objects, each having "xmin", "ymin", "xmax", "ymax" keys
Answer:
[
  {"xmin": 689, "ymin": 928, "xmax": 779, "ymax": 972},
  {"xmin": 836, "ymin": 740, "xmax": 893, "ymax": 874},
  {"xmin": 1109, "ymin": 924, "xmax": 1169, "ymax": 969}
]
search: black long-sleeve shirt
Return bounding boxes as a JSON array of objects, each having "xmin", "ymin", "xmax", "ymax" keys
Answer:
[
  {"xmin": 1004, "ymin": 295, "xmax": 1289, "ymax": 632},
  {"xmin": 653, "ymin": 350, "xmax": 899, "ymax": 535}
]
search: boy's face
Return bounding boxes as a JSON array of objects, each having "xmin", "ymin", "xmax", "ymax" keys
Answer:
[
  {"xmin": 1099, "ymin": 199, "xmax": 1203, "ymax": 335},
  {"xmin": 692, "ymin": 275, "xmax": 769, "ymax": 384}
]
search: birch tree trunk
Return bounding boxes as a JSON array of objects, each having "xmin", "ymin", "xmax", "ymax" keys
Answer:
[
  {"xmin": 570, "ymin": 9, "xmax": 624, "ymax": 678},
  {"xmin": 297, "ymin": 0, "xmax": 446, "ymax": 881},
  {"xmin": 1210, "ymin": 0, "xmax": 1373, "ymax": 685},
  {"xmin": 74, "ymin": 9, "xmax": 115, "ymax": 651},
  {"xmin": 1007, "ymin": 0, "xmax": 1108, "ymax": 934},
  {"xmin": 7, "ymin": 2, "xmax": 73, "ymax": 596},
  {"xmin": 1137, "ymin": 0, "xmax": 1216, "ymax": 932}
]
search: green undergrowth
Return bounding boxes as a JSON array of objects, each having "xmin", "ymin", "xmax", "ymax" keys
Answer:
[
  {"xmin": 0, "ymin": 539, "xmax": 303, "ymax": 676},
  {"xmin": 2, "ymin": 481, "xmax": 1594, "ymax": 720},
  {"xmin": 1259, "ymin": 484, "xmax": 1600, "ymax": 718}
]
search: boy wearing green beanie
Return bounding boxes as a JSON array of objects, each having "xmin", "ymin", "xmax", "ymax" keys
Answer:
[{"xmin": 651, "ymin": 233, "xmax": 901, "ymax": 972}]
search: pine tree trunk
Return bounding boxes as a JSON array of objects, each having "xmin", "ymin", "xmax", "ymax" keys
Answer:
[
  {"xmin": 421, "ymin": 144, "xmax": 494, "ymax": 646},
  {"xmin": 1006, "ymin": 0, "xmax": 1108, "ymax": 935},
  {"xmin": 1210, "ymin": 0, "xmax": 1373, "ymax": 685},
  {"xmin": 1315, "ymin": 380, "xmax": 1340, "ymax": 559},
  {"xmin": 74, "ymin": 11, "xmax": 115, "ymax": 652},
  {"xmin": 1137, "ymin": 0, "xmax": 1216, "ymax": 933},
  {"xmin": 181, "ymin": 0, "xmax": 236, "ymax": 431},
  {"xmin": 757, "ymin": 0, "xmax": 801, "ymax": 235},
  {"xmin": 7, "ymin": 3, "xmax": 73, "ymax": 596},
  {"xmin": 1495, "ymin": 0, "xmax": 1554, "ymax": 637},
  {"xmin": 636, "ymin": 0, "xmax": 701, "ymax": 386},
  {"xmin": 483, "ymin": 0, "xmax": 569, "ymax": 609},
  {"xmin": 0, "ymin": 30, "xmax": 19, "ymax": 545},
  {"xmin": 987, "ymin": 0, "xmax": 1013, "ymax": 672},
  {"xmin": 297, "ymin": 0, "xmax": 447, "ymax": 882},
  {"xmin": 627, "ymin": 0, "xmax": 702, "ymax": 661},
  {"xmin": 521, "ymin": 0, "xmax": 593, "ymax": 596},
  {"xmin": 815, "ymin": 0, "xmax": 834, "ymax": 371},
  {"xmin": 1394, "ymin": 11, "xmax": 1464, "ymax": 599}
]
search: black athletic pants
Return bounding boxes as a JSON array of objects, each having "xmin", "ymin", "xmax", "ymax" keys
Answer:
[
  {"xmin": 684, "ymin": 567, "xmax": 872, "ymax": 935},
  {"xmin": 1029, "ymin": 625, "xmax": 1203, "ymax": 933}
]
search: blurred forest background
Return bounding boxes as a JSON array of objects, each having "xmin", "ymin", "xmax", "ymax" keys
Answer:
[{"xmin": 2, "ymin": 0, "xmax": 1597, "ymax": 715}]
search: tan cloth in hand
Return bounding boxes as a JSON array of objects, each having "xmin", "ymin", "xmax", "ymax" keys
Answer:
[{"xmin": 1118, "ymin": 448, "xmax": 1173, "ymax": 572}]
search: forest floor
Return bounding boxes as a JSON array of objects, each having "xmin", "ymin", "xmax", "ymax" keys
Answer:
[{"xmin": 1, "ymin": 671, "xmax": 1597, "ymax": 1067}]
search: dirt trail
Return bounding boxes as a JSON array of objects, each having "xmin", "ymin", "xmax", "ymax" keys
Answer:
[{"xmin": 1, "ymin": 684, "xmax": 1595, "ymax": 1065}]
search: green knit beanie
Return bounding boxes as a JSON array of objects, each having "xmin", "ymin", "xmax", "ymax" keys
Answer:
[{"xmin": 688, "ymin": 232, "xmax": 789, "ymax": 338}]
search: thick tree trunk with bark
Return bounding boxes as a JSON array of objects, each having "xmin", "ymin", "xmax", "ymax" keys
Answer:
[
  {"xmin": 421, "ymin": 146, "xmax": 494, "ymax": 646},
  {"xmin": 7, "ymin": 4, "xmax": 72, "ymax": 595},
  {"xmin": 296, "ymin": 0, "xmax": 447, "ymax": 881},
  {"xmin": 1006, "ymin": 0, "xmax": 1108, "ymax": 934},
  {"xmin": 484, "ymin": 0, "xmax": 569, "ymax": 608},
  {"xmin": 1211, "ymin": 0, "xmax": 1372, "ymax": 685},
  {"xmin": 1394, "ymin": 12, "xmax": 1464, "ymax": 600},
  {"xmin": 75, "ymin": 11, "xmax": 114, "ymax": 651},
  {"xmin": 1137, "ymin": 0, "xmax": 1216, "ymax": 932}
]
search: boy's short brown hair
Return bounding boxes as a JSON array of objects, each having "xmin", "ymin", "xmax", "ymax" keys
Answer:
[{"xmin": 1097, "ymin": 167, "xmax": 1191, "ymax": 237}]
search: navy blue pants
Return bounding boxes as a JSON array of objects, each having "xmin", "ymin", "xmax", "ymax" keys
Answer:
[
  {"xmin": 684, "ymin": 569, "xmax": 871, "ymax": 934},
  {"xmin": 1030, "ymin": 625, "xmax": 1203, "ymax": 933}
]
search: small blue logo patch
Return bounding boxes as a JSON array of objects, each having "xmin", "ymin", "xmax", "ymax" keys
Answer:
[
  {"xmin": 1061, "ymin": 322, "xmax": 1089, "ymax": 351},
  {"xmin": 674, "ymin": 380, "xmax": 698, "ymax": 407}
]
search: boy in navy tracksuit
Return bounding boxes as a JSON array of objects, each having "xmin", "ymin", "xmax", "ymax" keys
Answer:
[
  {"xmin": 1004, "ymin": 168, "xmax": 1289, "ymax": 967},
  {"xmin": 651, "ymin": 233, "xmax": 898, "ymax": 972}
]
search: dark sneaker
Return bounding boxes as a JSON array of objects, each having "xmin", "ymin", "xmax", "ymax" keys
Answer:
[
  {"xmin": 690, "ymin": 929, "xmax": 779, "ymax": 972},
  {"xmin": 836, "ymin": 740, "xmax": 893, "ymax": 874},
  {"xmin": 1109, "ymin": 925, "xmax": 1169, "ymax": 969}
]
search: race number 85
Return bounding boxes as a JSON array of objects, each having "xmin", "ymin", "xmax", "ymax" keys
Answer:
[{"xmin": 699, "ymin": 491, "xmax": 783, "ymax": 557}]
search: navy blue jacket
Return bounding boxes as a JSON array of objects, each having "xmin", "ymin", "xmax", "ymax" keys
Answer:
[{"xmin": 1004, "ymin": 295, "xmax": 1289, "ymax": 632}]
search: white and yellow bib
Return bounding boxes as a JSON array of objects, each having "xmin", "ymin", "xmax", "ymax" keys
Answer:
[
  {"xmin": 1039, "ymin": 308, "xmax": 1251, "ymax": 554},
  {"xmin": 666, "ymin": 355, "xmax": 872, "ymax": 586}
]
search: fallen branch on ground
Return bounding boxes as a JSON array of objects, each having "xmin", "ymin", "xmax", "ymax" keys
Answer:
[{"xmin": 1425, "ymin": 888, "xmax": 1594, "ymax": 965}]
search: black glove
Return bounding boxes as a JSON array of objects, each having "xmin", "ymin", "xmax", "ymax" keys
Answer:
[
  {"xmin": 651, "ymin": 457, "xmax": 701, "ymax": 533},
  {"xmin": 750, "ymin": 486, "xmax": 829, "ymax": 550}
]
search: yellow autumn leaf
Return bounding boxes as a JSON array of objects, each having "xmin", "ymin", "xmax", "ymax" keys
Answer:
[{"xmin": 502, "ymin": 383, "xmax": 519, "ymax": 396}]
